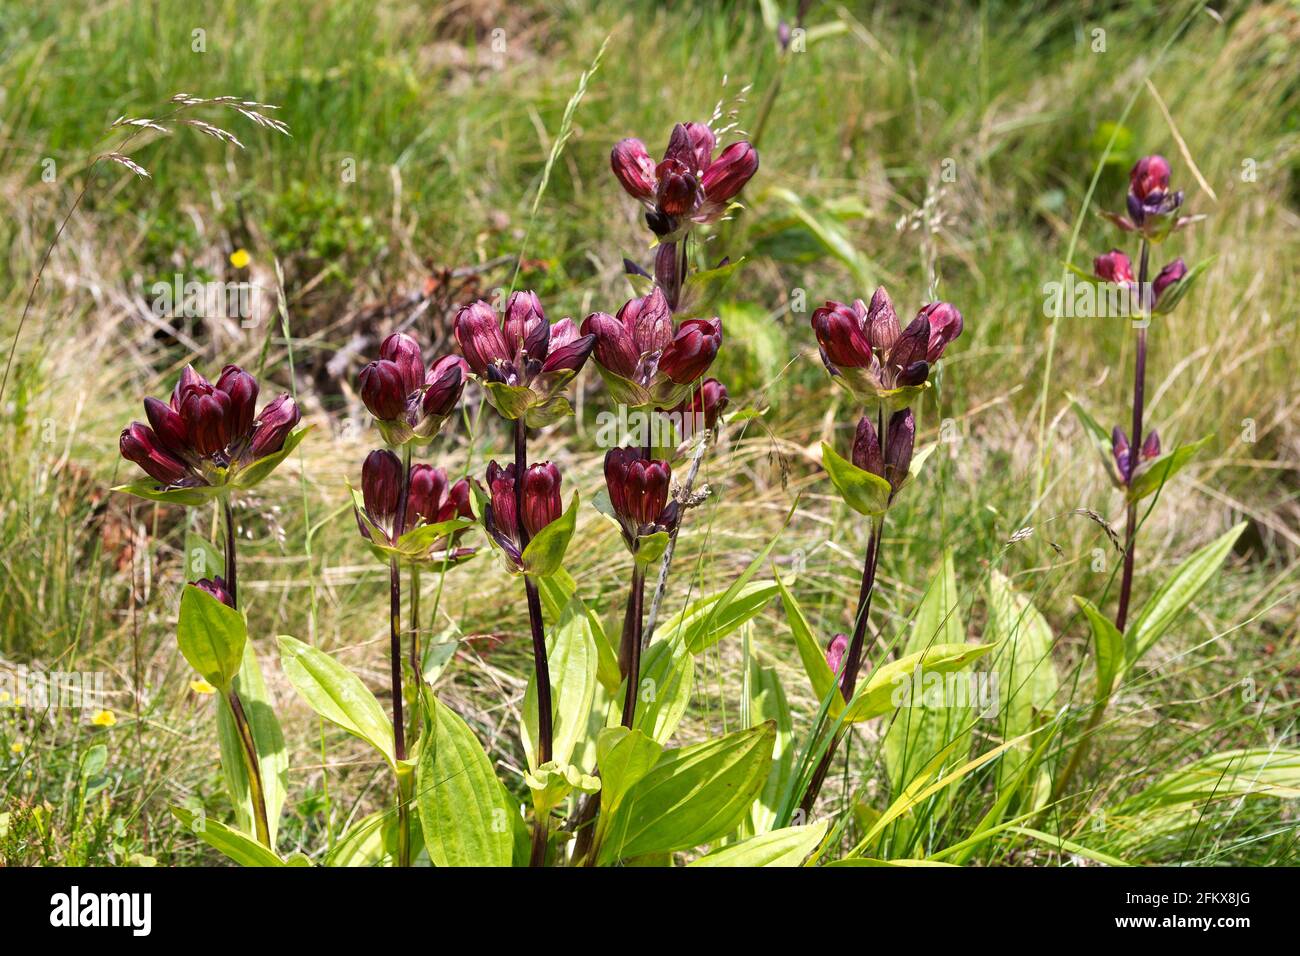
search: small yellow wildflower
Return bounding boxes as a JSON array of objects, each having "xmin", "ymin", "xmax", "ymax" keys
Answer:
[
  {"xmin": 9, "ymin": 741, "xmax": 23, "ymax": 754},
  {"xmin": 91, "ymin": 710, "xmax": 117, "ymax": 727},
  {"xmin": 190, "ymin": 678, "xmax": 217, "ymax": 695},
  {"xmin": 229, "ymin": 248, "xmax": 251, "ymax": 269},
  {"xmin": 0, "ymin": 690, "xmax": 10, "ymax": 704}
]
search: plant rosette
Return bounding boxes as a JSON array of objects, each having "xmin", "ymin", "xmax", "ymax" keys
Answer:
[{"xmin": 524, "ymin": 761, "xmax": 601, "ymax": 814}]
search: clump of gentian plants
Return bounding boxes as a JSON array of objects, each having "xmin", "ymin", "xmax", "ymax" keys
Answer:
[{"xmin": 114, "ymin": 124, "xmax": 1263, "ymax": 868}]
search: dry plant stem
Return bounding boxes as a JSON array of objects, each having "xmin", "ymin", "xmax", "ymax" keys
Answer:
[
  {"xmin": 515, "ymin": 418, "xmax": 553, "ymax": 866},
  {"xmin": 644, "ymin": 429, "xmax": 709, "ymax": 645},
  {"xmin": 620, "ymin": 562, "xmax": 648, "ymax": 728},
  {"xmin": 222, "ymin": 497, "xmax": 271, "ymax": 847},
  {"xmin": 799, "ymin": 516, "xmax": 884, "ymax": 816}
]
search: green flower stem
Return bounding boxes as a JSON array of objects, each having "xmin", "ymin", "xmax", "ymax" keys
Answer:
[{"xmin": 221, "ymin": 495, "xmax": 271, "ymax": 848}]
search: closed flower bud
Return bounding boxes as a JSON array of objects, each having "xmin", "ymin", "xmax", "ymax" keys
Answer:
[
  {"xmin": 358, "ymin": 359, "xmax": 409, "ymax": 421},
  {"xmin": 1141, "ymin": 430, "xmax": 1161, "ymax": 461},
  {"xmin": 487, "ymin": 460, "xmax": 520, "ymax": 542},
  {"xmin": 895, "ymin": 360, "xmax": 930, "ymax": 387},
  {"xmin": 171, "ymin": 365, "xmax": 212, "ymax": 411},
  {"xmin": 700, "ymin": 141, "xmax": 758, "ymax": 204},
  {"xmin": 852, "ymin": 416, "xmax": 884, "ymax": 477},
  {"xmin": 379, "ymin": 332, "xmax": 424, "ymax": 396},
  {"xmin": 249, "ymin": 393, "xmax": 300, "ymax": 458},
  {"xmin": 421, "ymin": 354, "xmax": 468, "ymax": 419},
  {"xmin": 521, "ymin": 462, "xmax": 564, "ymax": 538},
  {"xmin": 1153, "ymin": 259, "xmax": 1187, "ymax": 304},
  {"xmin": 362, "ymin": 449, "xmax": 403, "ymax": 532},
  {"xmin": 672, "ymin": 377, "xmax": 729, "ymax": 432},
  {"xmin": 216, "ymin": 365, "xmax": 259, "ymax": 442},
  {"xmin": 1112, "ymin": 427, "xmax": 1131, "ymax": 482},
  {"xmin": 1094, "ymin": 249, "xmax": 1135, "ymax": 285},
  {"xmin": 654, "ymin": 158, "xmax": 702, "ymax": 217},
  {"xmin": 144, "ymin": 396, "xmax": 189, "ymax": 456},
  {"xmin": 407, "ymin": 464, "xmax": 449, "ymax": 526},
  {"xmin": 887, "ymin": 314, "xmax": 931, "ymax": 372},
  {"xmin": 120, "ymin": 422, "xmax": 189, "ymax": 485},
  {"xmin": 194, "ymin": 576, "xmax": 234, "ymax": 608},
  {"xmin": 444, "ymin": 479, "xmax": 473, "ymax": 522},
  {"xmin": 539, "ymin": 330, "xmax": 596, "ymax": 375},
  {"xmin": 865, "ymin": 286, "xmax": 900, "ymax": 351},
  {"xmin": 504, "ymin": 291, "xmax": 549, "ymax": 362},
  {"xmin": 811, "ymin": 301, "xmax": 873, "ymax": 368},
  {"xmin": 664, "ymin": 122, "xmax": 716, "ymax": 175},
  {"xmin": 826, "ymin": 633, "xmax": 849, "ymax": 675},
  {"xmin": 179, "ymin": 387, "xmax": 232, "ymax": 457},
  {"xmin": 918, "ymin": 302, "xmax": 964, "ymax": 362},
  {"xmin": 605, "ymin": 447, "xmax": 672, "ymax": 532},
  {"xmin": 883, "ymin": 409, "xmax": 915, "ymax": 491},
  {"xmin": 611, "ymin": 138, "xmax": 657, "ymax": 203},
  {"xmin": 622, "ymin": 287, "xmax": 674, "ymax": 355},
  {"xmin": 454, "ymin": 300, "xmax": 512, "ymax": 376},
  {"xmin": 582, "ymin": 311, "xmax": 639, "ymax": 378},
  {"xmin": 659, "ymin": 318, "xmax": 722, "ymax": 384}
]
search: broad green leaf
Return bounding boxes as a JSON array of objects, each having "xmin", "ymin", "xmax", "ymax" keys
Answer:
[
  {"xmin": 521, "ymin": 492, "xmax": 579, "ymax": 578},
  {"xmin": 883, "ymin": 552, "xmax": 973, "ymax": 819},
  {"xmin": 216, "ymin": 641, "xmax": 288, "ymax": 845},
  {"xmin": 1127, "ymin": 522, "xmax": 1246, "ymax": 663},
  {"xmin": 843, "ymin": 642, "xmax": 996, "ymax": 724},
  {"xmin": 828, "ymin": 858, "xmax": 958, "ymax": 867},
  {"xmin": 112, "ymin": 480, "xmax": 224, "ymax": 508},
  {"xmin": 600, "ymin": 723, "xmax": 776, "ymax": 863},
  {"xmin": 1117, "ymin": 748, "xmax": 1300, "ymax": 811},
  {"xmin": 277, "ymin": 635, "xmax": 395, "ymax": 769},
  {"xmin": 660, "ymin": 580, "xmax": 781, "ymax": 655},
  {"xmin": 525, "ymin": 395, "xmax": 573, "ymax": 428},
  {"xmin": 986, "ymin": 571, "xmax": 1059, "ymax": 795},
  {"xmin": 821, "ymin": 441, "xmax": 891, "ymax": 517},
  {"xmin": 522, "ymin": 597, "xmax": 596, "ymax": 771},
  {"xmin": 747, "ymin": 659, "xmax": 792, "ymax": 836},
  {"xmin": 610, "ymin": 638, "xmax": 694, "ymax": 745},
  {"xmin": 182, "ymin": 529, "xmax": 224, "ymax": 580},
  {"xmin": 171, "ymin": 807, "xmax": 284, "ymax": 867},
  {"xmin": 775, "ymin": 569, "xmax": 844, "ymax": 719},
  {"xmin": 177, "ymin": 584, "xmax": 247, "ymax": 690},
  {"xmin": 634, "ymin": 530, "xmax": 670, "ymax": 566},
  {"xmin": 1007, "ymin": 826, "xmax": 1131, "ymax": 866},
  {"xmin": 416, "ymin": 693, "xmax": 513, "ymax": 867},
  {"xmin": 1074, "ymin": 596, "xmax": 1124, "ymax": 704},
  {"xmin": 595, "ymin": 727, "xmax": 663, "ymax": 821},
  {"xmin": 689, "ymin": 821, "xmax": 827, "ymax": 867},
  {"xmin": 325, "ymin": 811, "xmax": 389, "ymax": 867},
  {"xmin": 482, "ymin": 381, "xmax": 535, "ymax": 420},
  {"xmin": 536, "ymin": 570, "xmax": 620, "ymax": 694},
  {"xmin": 230, "ymin": 426, "xmax": 312, "ymax": 489},
  {"xmin": 1126, "ymin": 435, "xmax": 1212, "ymax": 503}
]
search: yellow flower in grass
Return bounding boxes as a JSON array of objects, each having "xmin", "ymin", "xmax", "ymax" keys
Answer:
[
  {"xmin": 190, "ymin": 678, "xmax": 217, "ymax": 695},
  {"xmin": 229, "ymin": 248, "xmax": 251, "ymax": 269},
  {"xmin": 9, "ymin": 741, "xmax": 23, "ymax": 754},
  {"xmin": 91, "ymin": 710, "xmax": 116, "ymax": 727}
]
